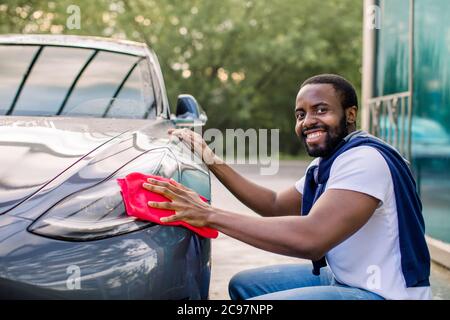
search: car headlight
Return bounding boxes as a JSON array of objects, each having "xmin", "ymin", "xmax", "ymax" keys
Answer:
[{"xmin": 29, "ymin": 148, "xmax": 179, "ymax": 241}]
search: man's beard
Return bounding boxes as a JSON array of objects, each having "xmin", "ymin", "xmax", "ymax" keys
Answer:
[{"xmin": 301, "ymin": 115, "xmax": 349, "ymax": 158}]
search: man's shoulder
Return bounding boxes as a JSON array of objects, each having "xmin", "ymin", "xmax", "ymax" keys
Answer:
[
  {"xmin": 330, "ymin": 145, "xmax": 392, "ymax": 179},
  {"xmin": 307, "ymin": 145, "xmax": 390, "ymax": 175},
  {"xmin": 326, "ymin": 146, "xmax": 393, "ymax": 204},
  {"xmin": 335, "ymin": 145, "xmax": 387, "ymax": 165}
]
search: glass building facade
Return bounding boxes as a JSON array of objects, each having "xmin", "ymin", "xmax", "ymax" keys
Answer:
[{"xmin": 364, "ymin": 0, "xmax": 450, "ymax": 243}]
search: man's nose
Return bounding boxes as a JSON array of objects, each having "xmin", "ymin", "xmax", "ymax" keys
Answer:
[{"xmin": 303, "ymin": 112, "xmax": 318, "ymax": 129}]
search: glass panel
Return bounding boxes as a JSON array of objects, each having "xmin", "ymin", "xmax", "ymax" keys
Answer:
[
  {"xmin": 0, "ymin": 45, "xmax": 155, "ymax": 118},
  {"xmin": 0, "ymin": 45, "xmax": 39, "ymax": 114},
  {"xmin": 375, "ymin": 0, "xmax": 410, "ymax": 96},
  {"xmin": 12, "ymin": 46, "xmax": 93, "ymax": 116},
  {"xmin": 108, "ymin": 59, "xmax": 156, "ymax": 119},
  {"xmin": 412, "ymin": 0, "xmax": 450, "ymax": 243},
  {"xmin": 63, "ymin": 51, "xmax": 141, "ymax": 116}
]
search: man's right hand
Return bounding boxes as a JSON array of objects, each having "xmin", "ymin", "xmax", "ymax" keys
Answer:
[{"xmin": 168, "ymin": 128, "xmax": 221, "ymax": 166}]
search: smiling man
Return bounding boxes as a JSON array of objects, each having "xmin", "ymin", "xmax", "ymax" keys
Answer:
[{"xmin": 142, "ymin": 74, "xmax": 431, "ymax": 300}]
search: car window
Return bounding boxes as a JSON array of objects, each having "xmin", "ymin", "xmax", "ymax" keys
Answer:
[
  {"xmin": 0, "ymin": 45, "xmax": 39, "ymax": 114},
  {"xmin": 0, "ymin": 45, "xmax": 156, "ymax": 119},
  {"xmin": 104, "ymin": 58, "xmax": 156, "ymax": 119}
]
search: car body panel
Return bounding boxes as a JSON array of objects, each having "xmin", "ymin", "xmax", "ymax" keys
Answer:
[
  {"xmin": 0, "ymin": 215, "xmax": 211, "ymax": 299},
  {"xmin": 0, "ymin": 116, "xmax": 177, "ymax": 217},
  {"xmin": 0, "ymin": 35, "xmax": 212, "ymax": 299}
]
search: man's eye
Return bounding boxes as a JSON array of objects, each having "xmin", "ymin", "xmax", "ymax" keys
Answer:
[
  {"xmin": 296, "ymin": 112, "xmax": 305, "ymax": 120},
  {"xmin": 317, "ymin": 107, "xmax": 327, "ymax": 114}
]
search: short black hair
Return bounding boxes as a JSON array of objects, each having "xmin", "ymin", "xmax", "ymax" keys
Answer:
[{"xmin": 300, "ymin": 74, "xmax": 358, "ymax": 110}]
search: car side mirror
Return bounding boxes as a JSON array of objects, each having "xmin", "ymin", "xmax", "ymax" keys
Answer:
[{"xmin": 171, "ymin": 94, "xmax": 207, "ymax": 127}]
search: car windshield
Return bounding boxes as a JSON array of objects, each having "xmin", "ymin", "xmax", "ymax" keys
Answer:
[
  {"xmin": 0, "ymin": 45, "xmax": 157, "ymax": 119},
  {"xmin": 62, "ymin": 97, "xmax": 151, "ymax": 119}
]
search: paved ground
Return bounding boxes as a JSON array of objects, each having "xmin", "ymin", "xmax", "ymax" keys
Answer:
[{"xmin": 208, "ymin": 161, "xmax": 450, "ymax": 300}]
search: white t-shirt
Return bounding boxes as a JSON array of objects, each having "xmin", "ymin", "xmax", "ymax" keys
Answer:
[{"xmin": 295, "ymin": 146, "xmax": 432, "ymax": 300}]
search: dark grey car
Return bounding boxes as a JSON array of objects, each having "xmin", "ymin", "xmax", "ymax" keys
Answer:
[{"xmin": 0, "ymin": 34, "xmax": 211, "ymax": 299}]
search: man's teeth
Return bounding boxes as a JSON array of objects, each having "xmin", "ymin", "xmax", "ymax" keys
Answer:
[{"xmin": 307, "ymin": 131, "xmax": 323, "ymax": 139}]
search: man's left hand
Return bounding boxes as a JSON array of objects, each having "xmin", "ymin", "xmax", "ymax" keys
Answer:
[{"xmin": 143, "ymin": 178, "xmax": 213, "ymax": 227}]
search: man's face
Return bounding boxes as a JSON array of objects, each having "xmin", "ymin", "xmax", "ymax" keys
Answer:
[{"xmin": 294, "ymin": 83, "xmax": 352, "ymax": 157}]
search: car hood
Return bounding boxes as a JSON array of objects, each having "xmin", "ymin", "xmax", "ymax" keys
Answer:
[{"xmin": 0, "ymin": 116, "xmax": 172, "ymax": 215}]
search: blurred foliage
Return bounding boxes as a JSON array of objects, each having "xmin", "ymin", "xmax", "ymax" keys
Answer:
[{"xmin": 0, "ymin": 0, "xmax": 363, "ymax": 155}]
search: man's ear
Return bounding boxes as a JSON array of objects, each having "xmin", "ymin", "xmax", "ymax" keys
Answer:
[{"xmin": 345, "ymin": 106, "xmax": 357, "ymax": 125}]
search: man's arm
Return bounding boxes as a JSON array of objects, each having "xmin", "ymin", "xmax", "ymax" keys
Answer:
[
  {"xmin": 144, "ymin": 178, "xmax": 379, "ymax": 261},
  {"xmin": 205, "ymin": 189, "xmax": 379, "ymax": 260},
  {"xmin": 170, "ymin": 128, "xmax": 302, "ymax": 217},
  {"xmin": 208, "ymin": 161, "xmax": 301, "ymax": 217}
]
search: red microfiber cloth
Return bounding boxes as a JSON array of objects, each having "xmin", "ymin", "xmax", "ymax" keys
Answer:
[{"xmin": 117, "ymin": 172, "xmax": 218, "ymax": 239}]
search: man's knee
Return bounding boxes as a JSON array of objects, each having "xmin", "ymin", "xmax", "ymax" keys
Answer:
[{"xmin": 228, "ymin": 271, "xmax": 252, "ymax": 300}]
